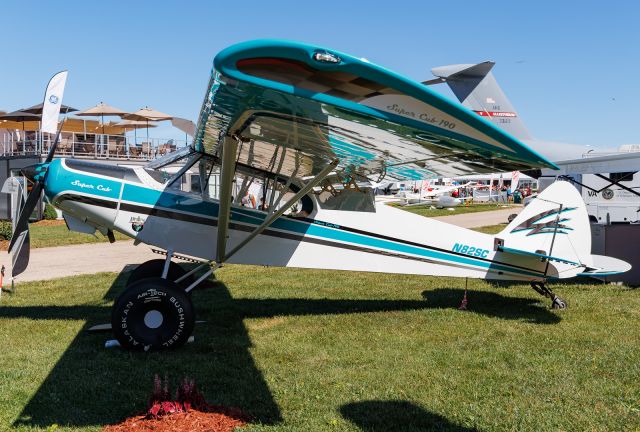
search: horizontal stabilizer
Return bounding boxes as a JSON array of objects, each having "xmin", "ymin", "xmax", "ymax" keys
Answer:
[
  {"xmin": 579, "ymin": 254, "xmax": 632, "ymax": 276},
  {"xmin": 431, "ymin": 61, "xmax": 495, "ymax": 80}
]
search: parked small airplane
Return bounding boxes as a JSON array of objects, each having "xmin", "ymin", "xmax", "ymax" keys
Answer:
[
  {"xmin": 7, "ymin": 40, "xmax": 630, "ymax": 351},
  {"xmin": 395, "ymin": 182, "xmax": 478, "ymax": 207}
]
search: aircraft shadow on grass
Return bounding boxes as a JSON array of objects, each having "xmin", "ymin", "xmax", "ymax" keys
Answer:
[
  {"xmin": 340, "ymin": 400, "xmax": 478, "ymax": 432},
  {"xmin": 4, "ymin": 271, "xmax": 559, "ymax": 428},
  {"xmin": 421, "ymin": 288, "xmax": 561, "ymax": 325}
]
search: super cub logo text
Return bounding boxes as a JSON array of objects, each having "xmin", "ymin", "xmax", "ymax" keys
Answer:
[{"xmin": 71, "ymin": 179, "xmax": 112, "ymax": 192}]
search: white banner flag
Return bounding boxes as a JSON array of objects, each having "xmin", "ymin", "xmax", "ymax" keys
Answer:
[
  {"xmin": 511, "ymin": 171, "xmax": 520, "ymax": 188},
  {"xmin": 41, "ymin": 71, "xmax": 68, "ymax": 134}
]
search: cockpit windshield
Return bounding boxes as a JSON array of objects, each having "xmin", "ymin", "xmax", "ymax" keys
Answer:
[
  {"xmin": 142, "ymin": 147, "xmax": 201, "ymax": 188},
  {"xmin": 146, "ymin": 146, "xmax": 195, "ymax": 170}
]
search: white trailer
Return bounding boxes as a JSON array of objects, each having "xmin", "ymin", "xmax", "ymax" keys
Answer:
[
  {"xmin": 539, "ymin": 152, "xmax": 640, "ymax": 224},
  {"xmin": 539, "ymin": 152, "xmax": 640, "ymax": 286}
]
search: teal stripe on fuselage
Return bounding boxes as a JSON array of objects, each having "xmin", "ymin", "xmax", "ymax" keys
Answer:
[
  {"xmin": 60, "ymin": 169, "xmax": 541, "ymax": 278},
  {"xmin": 46, "ymin": 163, "xmax": 122, "ymax": 201}
]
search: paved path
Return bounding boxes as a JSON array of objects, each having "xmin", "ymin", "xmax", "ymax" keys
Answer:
[
  {"xmin": 431, "ymin": 207, "xmax": 522, "ymax": 228},
  {"xmin": 2, "ymin": 241, "xmax": 158, "ymax": 283}
]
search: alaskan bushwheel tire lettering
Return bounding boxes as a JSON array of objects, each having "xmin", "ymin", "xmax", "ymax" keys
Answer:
[
  {"xmin": 127, "ymin": 259, "xmax": 193, "ymax": 289},
  {"xmin": 111, "ymin": 277, "xmax": 195, "ymax": 351}
]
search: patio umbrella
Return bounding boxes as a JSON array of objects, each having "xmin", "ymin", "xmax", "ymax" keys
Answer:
[
  {"xmin": 75, "ymin": 102, "xmax": 129, "ymax": 134},
  {"xmin": 112, "ymin": 119, "xmax": 157, "ymax": 131},
  {"xmin": 170, "ymin": 117, "xmax": 196, "ymax": 147},
  {"xmin": 123, "ymin": 107, "xmax": 173, "ymax": 141},
  {"xmin": 0, "ymin": 110, "xmax": 41, "ymax": 131},
  {"xmin": 171, "ymin": 117, "xmax": 196, "ymax": 137},
  {"xmin": 0, "ymin": 111, "xmax": 42, "ymax": 151},
  {"xmin": 113, "ymin": 119, "xmax": 157, "ymax": 155},
  {"xmin": 21, "ymin": 103, "xmax": 77, "ymax": 114}
]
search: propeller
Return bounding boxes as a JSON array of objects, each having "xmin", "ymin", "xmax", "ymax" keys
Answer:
[{"xmin": 8, "ymin": 128, "xmax": 62, "ymax": 277}]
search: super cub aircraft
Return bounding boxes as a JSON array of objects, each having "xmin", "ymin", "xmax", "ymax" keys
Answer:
[{"xmin": 8, "ymin": 40, "xmax": 630, "ymax": 351}]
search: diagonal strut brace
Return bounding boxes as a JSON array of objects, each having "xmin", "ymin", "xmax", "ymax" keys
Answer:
[{"xmin": 222, "ymin": 159, "xmax": 339, "ymax": 263}]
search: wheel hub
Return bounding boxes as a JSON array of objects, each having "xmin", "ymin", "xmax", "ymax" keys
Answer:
[{"xmin": 144, "ymin": 310, "xmax": 164, "ymax": 329}]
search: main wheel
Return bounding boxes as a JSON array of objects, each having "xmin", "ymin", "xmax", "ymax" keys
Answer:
[
  {"xmin": 127, "ymin": 259, "xmax": 192, "ymax": 287},
  {"xmin": 111, "ymin": 277, "xmax": 195, "ymax": 351}
]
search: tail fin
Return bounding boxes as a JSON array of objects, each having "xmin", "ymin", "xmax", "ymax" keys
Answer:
[
  {"xmin": 428, "ymin": 62, "xmax": 532, "ymax": 141},
  {"xmin": 498, "ymin": 181, "xmax": 592, "ymax": 277}
]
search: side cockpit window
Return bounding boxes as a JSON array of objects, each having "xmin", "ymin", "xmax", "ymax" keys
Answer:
[{"xmin": 313, "ymin": 175, "xmax": 376, "ymax": 212}]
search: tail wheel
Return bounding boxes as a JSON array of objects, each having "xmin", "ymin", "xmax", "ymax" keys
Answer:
[
  {"xmin": 111, "ymin": 277, "xmax": 195, "ymax": 351},
  {"xmin": 551, "ymin": 296, "xmax": 567, "ymax": 309},
  {"xmin": 127, "ymin": 259, "xmax": 193, "ymax": 288}
]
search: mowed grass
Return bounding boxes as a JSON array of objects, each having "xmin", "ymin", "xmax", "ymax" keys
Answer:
[
  {"xmin": 0, "ymin": 267, "xmax": 639, "ymax": 431},
  {"xmin": 0, "ymin": 221, "xmax": 129, "ymax": 251},
  {"xmin": 471, "ymin": 224, "xmax": 508, "ymax": 235},
  {"xmin": 391, "ymin": 203, "xmax": 518, "ymax": 218}
]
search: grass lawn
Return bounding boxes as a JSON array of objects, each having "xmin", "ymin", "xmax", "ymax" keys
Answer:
[
  {"xmin": 0, "ymin": 221, "xmax": 129, "ymax": 251},
  {"xmin": 471, "ymin": 224, "xmax": 508, "ymax": 235},
  {"xmin": 0, "ymin": 267, "xmax": 638, "ymax": 431},
  {"xmin": 391, "ymin": 203, "xmax": 519, "ymax": 218}
]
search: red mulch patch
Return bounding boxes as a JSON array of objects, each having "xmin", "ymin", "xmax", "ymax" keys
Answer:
[
  {"xmin": 103, "ymin": 376, "xmax": 250, "ymax": 432},
  {"xmin": 103, "ymin": 407, "xmax": 248, "ymax": 432}
]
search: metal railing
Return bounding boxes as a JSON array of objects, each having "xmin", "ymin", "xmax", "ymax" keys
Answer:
[{"xmin": 1, "ymin": 134, "xmax": 191, "ymax": 160}]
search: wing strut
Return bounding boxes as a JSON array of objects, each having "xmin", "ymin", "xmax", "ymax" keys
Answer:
[
  {"xmin": 215, "ymin": 136, "xmax": 239, "ymax": 264},
  {"xmin": 222, "ymin": 159, "xmax": 338, "ymax": 263}
]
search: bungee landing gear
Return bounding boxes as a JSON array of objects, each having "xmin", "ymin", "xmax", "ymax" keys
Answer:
[
  {"xmin": 111, "ymin": 249, "xmax": 218, "ymax": 351},
  {"xmin": 530, "ymin": 281, "xmax": 567, "ymax": 309},
  {"xmin": 126, "ymin": 259, "xmax": 193, "ymax": 288}
]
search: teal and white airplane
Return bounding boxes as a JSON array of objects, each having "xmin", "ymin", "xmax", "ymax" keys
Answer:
[{"xmin": 8, "ymin": 40, "xmax": 630, "ymax": 351}]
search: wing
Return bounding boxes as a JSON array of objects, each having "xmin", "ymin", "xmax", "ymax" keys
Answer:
[{"xmin": 194, "ymin": 40, "xmax": 557, "ymax": 182}]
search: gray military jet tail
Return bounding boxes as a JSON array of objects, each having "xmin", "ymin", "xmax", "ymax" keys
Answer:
[{"xmin": 425, "ymin": 61, "xmax": 532, "ymax": 141}]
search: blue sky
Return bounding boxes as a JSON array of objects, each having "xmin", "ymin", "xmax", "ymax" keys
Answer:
[{"xmin": 1, "ymin": 1, "xmax": 638, "ymax": 153}]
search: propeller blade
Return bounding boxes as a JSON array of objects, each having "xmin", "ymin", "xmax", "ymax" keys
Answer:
[
  {"xmin": 11, "ymin": 229, "xmax": 30, "ymax": 277},
  {"xmin": 44, "ymin": 124, "xmax": 64, "ymax": 163},
  {"xmin": 9, "ymin": 121, "xmax": 61, "ymax": 254},
  {"xmin": 8, "ymin": 181, "xmax": 43, "ymax": 253}
]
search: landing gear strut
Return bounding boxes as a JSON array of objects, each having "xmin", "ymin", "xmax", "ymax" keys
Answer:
[
  {"xmin": 127, "ymin": 259, "xmax": 191, "ymax": 287},
  {"xmin": 530, "ymin": 281, "xmax": 567, "ymax": 309}
]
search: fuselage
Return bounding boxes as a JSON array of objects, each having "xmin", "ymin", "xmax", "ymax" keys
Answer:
[{"xmin": 44, "ymin": 158, "xmax": 552, "ymax": 281}]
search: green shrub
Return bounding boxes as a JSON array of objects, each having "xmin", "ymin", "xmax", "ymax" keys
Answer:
[
  {"xmin": 44, "ymin": 203, "xmax": 58, "ymax": 220},
  {"xmin": 0, "ymin": 221, "xmax": 12, "ymax": 241}
]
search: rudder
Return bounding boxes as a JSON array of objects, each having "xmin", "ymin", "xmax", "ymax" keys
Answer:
[{"xmin": 498, "ymin": 181, "xmax": 592, "ymax": 275}]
